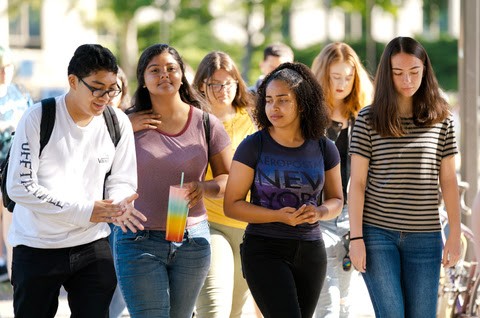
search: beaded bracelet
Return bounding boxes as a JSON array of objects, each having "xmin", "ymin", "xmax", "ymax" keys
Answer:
[{"xmin": 350, "ymin": 236, "xmax": 364, "ymax": 241}]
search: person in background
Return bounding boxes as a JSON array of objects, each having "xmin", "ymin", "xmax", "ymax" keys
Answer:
[
  {"xmin": 224, "ymin": 62, "xmax": 343, "ymax": 318},
  {"xmin": 108, "ymin": 65, "xmax": 131, "ymax": 318},
  {"xmin": 0, "ymin": 46, "xmax": 33, "ymax": 281},
  {"xmin": 249, "ymin": 43, "xmax": 294, "ymax": 94},
  {"xmin": 192, "ymin": 51, "xmax": 257, "ymax": 318},
  {"xmin": 348, "ymin": 36, "xmax": 461, "ymax": 318},
  {"xmin": 111, "ymin": 66, "xmax": 131, "ymax": 112},
  {"xmin": 114, "ymin": 43, "xmax": 232, "ymax": 318},
  {"xmin": 311, "ymin": 42, "xmax": 374, "ymax": 318},
  {"xmin": 7, "ymin": 43, "xmax": 146, "ymax": 317}
]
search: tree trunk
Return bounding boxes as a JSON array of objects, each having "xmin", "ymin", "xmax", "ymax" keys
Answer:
[
  {"xmin": 365, "ymin": 0, "xmax": 376, "ymax": 74},
  {"xmin": 241, "ymin": 1, "xmax": 254, "ymax": 82},
  {"xmin": 119, "ymin": 17, "xmax": 138, "ymax": 81}
]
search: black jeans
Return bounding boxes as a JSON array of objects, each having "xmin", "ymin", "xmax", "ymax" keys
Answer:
[
  {"xmin": 241, "ymin": 234, "xmax": 327, "ymax": 318},
  {"xmin": 12, "ymin": 237, "xmax": 116, "ymax": 318}
]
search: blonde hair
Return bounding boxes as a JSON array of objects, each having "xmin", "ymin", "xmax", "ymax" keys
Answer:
[{"xmin": 311, "ymin": 42, "xmax": 373, "ymax": 118}]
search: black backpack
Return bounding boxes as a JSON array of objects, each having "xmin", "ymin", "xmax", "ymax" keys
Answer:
[{"xmin": 0, "ymin": 97, "xmax": 121, "ymax": 212}]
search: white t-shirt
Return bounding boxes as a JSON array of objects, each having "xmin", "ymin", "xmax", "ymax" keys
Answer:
[{"xmin": 7, "ymin": 94, "xmax": 137, "ymax": 248}]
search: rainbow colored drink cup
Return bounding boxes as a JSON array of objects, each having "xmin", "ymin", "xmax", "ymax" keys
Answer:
[{"xmin": 166, "ymin": 185, "xmax": 189, "ymax": 242}]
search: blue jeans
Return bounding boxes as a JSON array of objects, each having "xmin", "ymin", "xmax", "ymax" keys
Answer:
[
  {"xmin": 108, "ymin": 223, "xmax": 127, "ymax": 318},
  {"xmin": 114, "ymin": 220, "xmax": 211, "ymax": 318},
  {"xmin": 362, "ymin": 224, "xmax": 442, "ymax": 318},
  {"xmin": 241, "ymin": 234, "xmax": 327, "ymax": 318}
]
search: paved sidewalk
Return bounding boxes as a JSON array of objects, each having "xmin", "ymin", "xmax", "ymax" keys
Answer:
[{"xmin": 0, "ymin": 272, "xmax": 374, "ymax": 317}]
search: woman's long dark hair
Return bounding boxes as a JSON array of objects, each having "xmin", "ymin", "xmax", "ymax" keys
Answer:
[
  {"xmin": 371, "ymin": 36, "xmax": 449, "ymax": 136},
  {"xmin": 126, "ymin": 43, "xmax": 206, "ymax": 114}
]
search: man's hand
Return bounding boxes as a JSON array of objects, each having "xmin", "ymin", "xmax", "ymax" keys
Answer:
[
  {"xmin": 113, "ymin": 193, "xmax": 148, "ymax": 233},
  {"xmin": 128, "ymin": 110, "xmax": 161, "ymax": 132},
  {"xmin": 91, "ymin": 199, "xmax": 124, "ymax": 223}
]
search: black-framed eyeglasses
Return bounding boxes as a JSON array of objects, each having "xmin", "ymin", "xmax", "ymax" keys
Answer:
[
  {"xmin": 206, "ymin": 81, "xmax": 238, "ymax": 93},
  {"xmin": 78, "ymin": 77, "xmax": 122, "ymax": 98}
]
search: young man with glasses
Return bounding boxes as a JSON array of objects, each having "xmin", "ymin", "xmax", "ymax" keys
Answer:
[{"xmin": 6, "ymin": 44, "xmax": 147, "ymax": 317}]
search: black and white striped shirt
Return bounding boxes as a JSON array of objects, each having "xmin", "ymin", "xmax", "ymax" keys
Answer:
[{"xmin": 349, "ymin": 106, "xmax": 458, "ymax": 232}]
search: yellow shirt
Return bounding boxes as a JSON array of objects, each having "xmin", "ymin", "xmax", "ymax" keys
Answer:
[{"xmin": 205, "ymin": 107, "xmax": 256, "ymax": 229}]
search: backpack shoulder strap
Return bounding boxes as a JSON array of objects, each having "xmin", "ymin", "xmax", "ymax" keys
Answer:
[
  {"xmin": 39, "ymin": 97, "xmax": 56, "ymax": 156},
  {"xmin": 249, "ymin": 131, "xmax": 263, "ymax": 203},
  {"xmin": 102, "ymin": 106, "xmax": 121, "ymax": 199},
  {"xmin": 202, "ymin": 111, "xmax": 210, "ymax": 158},
  {"xmin": 254, "ymin": 131, "xmax": 263, "ymax": 169},
  {"xmin": 318, "ymin": 136, "xmax": 328, "ymax": 205},
  {"xmin": 319, "ymin": 136, "xmax": 326, "ymax": 163},
  {"xmin": 103, "ymin": 106, "xmax": 121, "ymax": 147}
]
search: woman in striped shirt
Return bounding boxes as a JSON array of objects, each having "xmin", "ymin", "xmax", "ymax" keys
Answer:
[{"xmin": 348, "ymin": 36, "xmax": 461, "ymax": 318}]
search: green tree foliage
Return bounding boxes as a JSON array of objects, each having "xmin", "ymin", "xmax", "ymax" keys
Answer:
[
  {"xmin": 423, "ymin": 0, "xmax": 450, "ymax": 34},
  {"xmin": 97, "ymin": 0, "xmax": 154, "ymax": 79},
  {"xmin": 330, "ymin": 0, "xmax": 403, "ymax": 71},
  {"xmin": 416, "ymin": 36, "xmax": 457, "ymax": 91},
  {"xmin": 137, "ymin": 0, "xmax": 243, "ymax": 78},
  {"xmin": 7, "ymin": 0, "xmax": 456, "ymax": 92}
]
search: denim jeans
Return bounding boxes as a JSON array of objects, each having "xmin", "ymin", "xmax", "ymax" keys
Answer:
[
  {"xmin": 241, "ymin": 234, "xmax": 327, "ymax": 318},
  {"xmin": 362, "ymin": 224, "xmax": 442, "ymax": 318},
  {"xmin": 12, "ymin": 238, "xmax": 116, "ymax": 318},
  {"xmin": 114, "ymin": 220, "xmax": 211, "ymax": 318},
  {"xmin": 315, "ymin": 205, "xmax": 352, "ymax": 318},
  {"xmin": 108, "ymin": 223, "xmax": 127, "ymax": 318}
]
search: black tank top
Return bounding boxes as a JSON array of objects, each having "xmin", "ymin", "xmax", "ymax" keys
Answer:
[{"xmin": 327, "ymin": 120, "xmax": 350, "ymax": 203}]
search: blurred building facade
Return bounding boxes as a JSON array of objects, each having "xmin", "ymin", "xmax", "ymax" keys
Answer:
[
  {"xmin": 0, "ymin": 0, "xmax": 98, "ymax": 100},
  {"xmin": 0, "ymin": 0, "xmax": 461, "ymax": 101}
]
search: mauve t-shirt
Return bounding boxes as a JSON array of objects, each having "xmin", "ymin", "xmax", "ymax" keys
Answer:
[{"xmin": 134, "ymin": 106, "xmax": 231, "ymax": 230}]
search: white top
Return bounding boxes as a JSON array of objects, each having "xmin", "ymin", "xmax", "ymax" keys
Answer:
[{"xmin": 7, "ymin": 94, "xmax": 137, "ymax": 248}]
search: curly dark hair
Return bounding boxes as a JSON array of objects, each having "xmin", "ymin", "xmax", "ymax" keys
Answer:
[
  {"xmin": 126, "ymin": 43, "xmax": 207, "ymax": 114},
  {"xmin": 254, "ymin": 62, "xmax": 330, "ymax": 140}
]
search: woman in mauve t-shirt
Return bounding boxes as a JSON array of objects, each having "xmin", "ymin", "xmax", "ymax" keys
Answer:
[{"xmin": 114, "ymin": 44, "xmax": 231, "ymax": 318}]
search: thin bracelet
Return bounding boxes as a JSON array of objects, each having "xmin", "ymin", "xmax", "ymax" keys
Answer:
[{"xmin": 350, "ymin": 236, "xmax": 364, "ymax": 241}]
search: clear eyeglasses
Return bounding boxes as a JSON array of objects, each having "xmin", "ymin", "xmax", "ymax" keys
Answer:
[
  {"xmin": 78, "ymin": 77, "xmax": 122, "ymax": 98},
  {"xmin": 207, "ymin": 81, "xmax": 238, "ymax": 93}
]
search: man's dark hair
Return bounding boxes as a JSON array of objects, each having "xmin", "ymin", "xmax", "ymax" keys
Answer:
[
  {"xmin": 263, "ymin": 43, "xmax": 294, "ymax": 61},
  {"xmin": 67, "ymin": 44, "xmax": 118, "ymax": 78}
]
